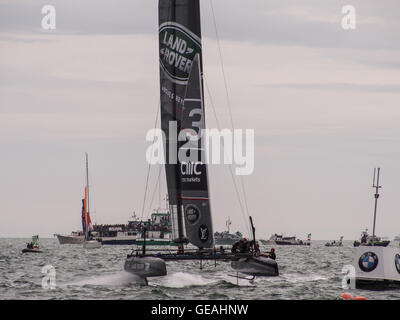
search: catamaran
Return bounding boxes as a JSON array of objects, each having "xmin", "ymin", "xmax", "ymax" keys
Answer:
[
  {"xmin": 124, "ymin": 0, "xmax": 278, "ymax": 283},
  {"xmin": 82, "ymin": 153, "xmax": 101, "ymax": 249}
]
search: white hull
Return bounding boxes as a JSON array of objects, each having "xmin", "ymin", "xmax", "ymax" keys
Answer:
[
  {"xmin": 55, "ymin": 234, "xmax": 84, "ymax": 244},
  {"xmin": 83, "ymin": 240, "xmax": 102, "ymax": 249},
  {"xmin": 260, "ymin": 240, "xmax": 276, "ymax": 245}
]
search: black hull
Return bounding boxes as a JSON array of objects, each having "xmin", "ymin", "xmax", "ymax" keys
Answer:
[
  {"xmin": 124, "ymin": 256, "xmax": 167, "ymax": 278},
  {"xmin": 126, "ymin": 251, "xmax": 279, "ymax": 277},
  {"xmin": 231, "ymin": 256, "xmax": 279, "ymax": 277},
  {"xmin": 355, "ymin": 278, "xmax": 400, "ymax": 290},
  {"xmin": 22, "ymin": 249, "xmax": 41, "ymax": 253},
  {"xmin": 127, "ymin": 252, "xmax": 250, "ymax": 261},
  {"xmin": 127, "ymin": 251, "xmax": 268, "ymax": 262},
  {"xmin": 275, "ymin": 241, "xmax": 309, "ymax": 246},
  {"xmin": 102, "ymin": 239, "xmax": 137, "ymax": 245},
  {"xmin": 353, "ymin": 241, "xmax": 390, "ymax": 247}
]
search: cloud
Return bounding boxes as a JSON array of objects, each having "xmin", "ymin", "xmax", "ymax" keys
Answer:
[
  {"xmin": 0, "ymin": 1, "xmax": 400, "ymax": 239},
  {"xmin": 258, "ymin": 82, "xmax": 400, "ymax": 93},
  {"xmin": 1, "ymin": 0, "xmax": 399, "ymax": 51}
]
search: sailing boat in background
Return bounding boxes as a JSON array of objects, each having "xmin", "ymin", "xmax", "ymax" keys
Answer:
[
  {"xmin": 124, "ymin": 0, "xmax": 278, "ymax": 283},
  {"xmin": 82, "ymin": 153, "xmax": 101, "ymax": 249}
]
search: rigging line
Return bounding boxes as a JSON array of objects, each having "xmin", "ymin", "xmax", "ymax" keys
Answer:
[
  {"xmin": 204, "ymin": 75, "xmax": 251, "ymax": 237},
  {"xmin": 209, "ymin": 0, "xmax": 235, "ymax": 129},
  {"xmin": 140, "ymin": 100, "xmax": 161, "ymax": 221},
  {"xmin": 146, "ymin": 164, "xmax": 163, "ymax": 217},
  {"xmin": 209, "ymin": 0, "xmax": 252, "ymax": 222}
]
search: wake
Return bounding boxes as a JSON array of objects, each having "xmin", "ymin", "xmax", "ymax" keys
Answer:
[{"xmin": 66, "ymin": 271, "xmax": 146, "ymax": 287}]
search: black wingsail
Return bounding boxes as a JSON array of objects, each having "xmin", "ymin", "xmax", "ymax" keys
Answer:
[
  {"xmin": 158, "ymin": 0, "xmax": 214, "ymax": 248},
  {"xmin": 179, "ymin": 54, "xmax": 214, "ymax": 248}
]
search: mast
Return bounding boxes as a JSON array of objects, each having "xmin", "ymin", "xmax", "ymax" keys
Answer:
[
  {"xmin": 372, "ymin": 167, "xmax": 381, "ymax": 245},
  {"xmin": 226, "ymin": 217, "xmax": 231, "ymax": 233},
  {"xmin": 249, "ymin": 216, "xmax": 256, "ymax": 252},
  {"xmin": 85, "ymin": 153, "xmax": 90, "ymax": 240}
]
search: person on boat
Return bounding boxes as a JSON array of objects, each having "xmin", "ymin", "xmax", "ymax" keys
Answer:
[
  {"xmin": 177, "ymin": 244, "xmax": 184, "ymax": 254},
  {"xmin": 219, "ymin": 246, "xmax": 225, "ymax": 254},
  {"xmin": 361, "ymin": 232, "xmax": 368, "ymax": 244},
  {"xmin": 241, "ymin": 238, "xmax": 251, "ymax": 253},
  {"xmin": 268, "ymin": 248, "xmax": 276, "ymax": 260},
  {"xmin": 254, "ymin": 241, "xmax": 260, "ymax": 254},
  {"xmin": 231, "ymin": 239, "xmax": 242, "ymax": 253}
]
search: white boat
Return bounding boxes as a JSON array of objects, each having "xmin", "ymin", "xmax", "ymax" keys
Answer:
[
  {"xmin": 352, "ymin": 168, "xmax": 400, "ymax": 288},
  {"xmin": 261, "ymin": 233, "xmax": 311, "ymax": 246},
  {"xmin": 54, "ymin": 231, "xmax": 84, "ymax": 244}
]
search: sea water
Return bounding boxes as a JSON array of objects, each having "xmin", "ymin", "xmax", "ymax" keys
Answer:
[{"xmin": 1, "ymin": 238, "xmax": 400, "ymax": 300}]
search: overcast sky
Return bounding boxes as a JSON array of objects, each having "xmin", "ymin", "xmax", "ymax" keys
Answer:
[{"xmin": 1, "ymin": 0, "xmax": 400, "ymax": 240}]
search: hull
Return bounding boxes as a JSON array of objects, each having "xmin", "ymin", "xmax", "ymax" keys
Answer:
[
  {"xmin": 83, "ymin": 240, "xmax": 101, "ymax": 249},
  {"xmin": 325, "ymin": 243, "xmax": 343, "ymax": 247},
  {"xmin": 135, "ymin": 239, "xmax": 178, "ymax": 246},
  {"xmin": 101, "ymin": 239, "xmax": 137, "ymax": 245},
  {"xmin": 355, "ymin": 278, "xmax": 400, "ymax": 290},
  {"xmin": 354, "ymin": 240, "xmax": 390, "ymax": 247},
  {"xmin": 231, "ymin": 256, "xmax": 279, "ymax": 277},
  {"xmin": 275, "ymin": 240, "xmax": 309, "ymax": 246},
  {"xmin": 262, "ymin": 236, "xmax": 310, "ymax": 246},
  {"xmin": 124, "ymin": 256, "xmax": 167, "ymax": 278},
  {"xmin": 22, "ymin": 248, "xmax": 41, "ymax": 253},
  {"xmin": 260, "ymin": 239, "xmax": 275, "ymax": 245},
  {"xmin": 56, "ymin": 234, "xmax": 84, "ymax": 244}
]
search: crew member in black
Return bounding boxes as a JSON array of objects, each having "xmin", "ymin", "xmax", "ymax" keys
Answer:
[
  {"xmin": 268, "ymin": 248, "xmax": 276, "ymax": 260},
  {"xmin": 231, "ymin": 239, "xmax": 242, "ymax": 253},
  {"xmin": 240, "ymin": 238, "xmax": 251, "ymax": 253}
]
